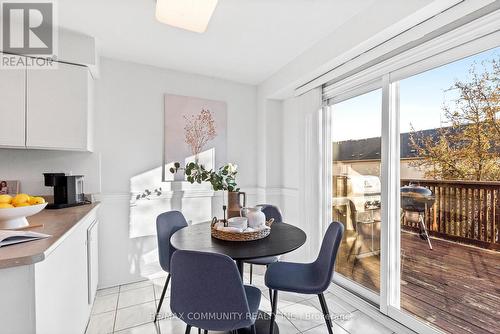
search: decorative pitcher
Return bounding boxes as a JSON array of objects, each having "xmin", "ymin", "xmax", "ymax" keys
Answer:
[
  {"xmin": 227, "ymin": 191, "xmax": 246, "ymax": 218},
  {"xmin": 240, "ymin": 206, "xmax": 266, "ymax": 228}
]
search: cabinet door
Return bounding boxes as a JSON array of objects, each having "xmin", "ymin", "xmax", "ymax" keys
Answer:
[
  {"xmin": 87, "ymin": 219, "xmax": 99, "ymax": 304},
  {"xmin": 35, "ymin": 220, "xmax": 89, "ymax": 334},
  {"xmin": 0, "ymin": 54, "xmax": 26, "ymax": 147},
  {"xmin": 26, "ymin": 62, "xmax": 91, "ymax": 151}
]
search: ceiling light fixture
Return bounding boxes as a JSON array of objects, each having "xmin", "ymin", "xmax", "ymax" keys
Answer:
[{"xmin": 155, "ymin": 0, "xmax": 219, "ymax": 33}]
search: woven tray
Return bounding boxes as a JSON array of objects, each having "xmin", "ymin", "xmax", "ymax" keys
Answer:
[{"xmin": 211, "ymin": 218, "xmax": 274, "ymax": 242}]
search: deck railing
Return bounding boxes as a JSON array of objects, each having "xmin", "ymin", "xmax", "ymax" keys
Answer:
[{"xmin": 401, "ymin": 179, "xmax": 500, "ymax": 251}]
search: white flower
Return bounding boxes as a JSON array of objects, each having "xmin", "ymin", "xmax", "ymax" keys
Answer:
[{"xmin": 227, "ymin": 163, "xmax": 238, "ymax": 174}]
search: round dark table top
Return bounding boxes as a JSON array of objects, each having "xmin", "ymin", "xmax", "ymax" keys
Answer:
[{"xmin": 170, "ymin": 222, "xmax": 307, "ymax": 261}]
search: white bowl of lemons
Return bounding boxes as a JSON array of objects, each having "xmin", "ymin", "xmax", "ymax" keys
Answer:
[{"xmin": 0, "ymin": 194, "xmax": 47, "ymax": 229}]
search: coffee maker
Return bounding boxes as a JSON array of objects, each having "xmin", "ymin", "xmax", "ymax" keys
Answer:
[{"xmin": 43, "ymin": 173, "xmax": 86, "ymax": 209}]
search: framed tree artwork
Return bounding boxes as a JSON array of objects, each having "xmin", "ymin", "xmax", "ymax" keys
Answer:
[{"xmin": 163, "ymin": 94, "xmax": 227, "ymax": 181}]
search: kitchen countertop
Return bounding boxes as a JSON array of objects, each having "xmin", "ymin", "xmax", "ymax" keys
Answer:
[{"xmin": 0, "ymin": 203, "xmax": 100, "ymax": 269}]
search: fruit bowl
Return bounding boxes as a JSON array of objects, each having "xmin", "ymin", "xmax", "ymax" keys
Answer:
[{"xmin": 0, "ymin": 203, "xmax": 48, "ymax": 229}]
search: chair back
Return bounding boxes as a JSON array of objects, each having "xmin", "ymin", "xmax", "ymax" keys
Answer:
[
  {"xmin": 156, "ymin": 211, "xmax": 188, "ymax": 273},
  {"xmin": 313, "ymin": 221, "xmax": 344, "ymax": 292},
  {"xmin": 170, "ymin": 250, "xmax": 254, "ymax": 331},
  {"xmin": 256, "ymin": 204, "xmax": 283, "ymax": 223}
]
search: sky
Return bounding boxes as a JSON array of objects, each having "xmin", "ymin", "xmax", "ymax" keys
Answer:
[{"xmin": 331, "ymin": 47, "xmax": 499, "ymax": 142}]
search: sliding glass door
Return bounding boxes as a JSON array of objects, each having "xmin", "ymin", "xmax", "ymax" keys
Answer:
[
  {"xmin": 325, "ymin": 42, "xmax": 499, "ymax": 333},
  {"xmin": 395, "ymin": 47, "xmax": 500, "ymax": 334},
  {"xmin": 330, "ymin": 88, "xmax": 382, "ymax": 300}
]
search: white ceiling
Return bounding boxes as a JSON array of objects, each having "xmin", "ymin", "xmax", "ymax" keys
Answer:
[{"xmin": 57, "ymin": 0, "xmax": 377, "ymax": 85}]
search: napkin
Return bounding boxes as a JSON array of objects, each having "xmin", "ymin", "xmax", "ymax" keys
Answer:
[
  {"xmin": 214, "ymin": 222, "xmax": 270, "ymax": 233},
  {"xmin": 214, "ymin": 222, "xmax": 244, "ymax": 233}
]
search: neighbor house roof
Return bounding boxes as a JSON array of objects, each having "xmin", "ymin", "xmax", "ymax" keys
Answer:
[{"xmin": 332, "ymin": 128, "xmax": 440, "ymax": 161}]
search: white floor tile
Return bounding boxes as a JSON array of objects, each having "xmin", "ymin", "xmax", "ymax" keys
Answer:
[
  {"xmin": 280, "ymin": 299, "xmax": 326, "ymax": 332},
  {"xmin": 85, "ymin": 311, "xmax": 115, "ymax": 334},
  {"xmin": 87, "ymin": 274, "xmax": 396, "ymax": 334},
  {"xmin": 114, "ymin": 301, "xmax": 157, "ymax": 332},
  {"xmin": 308, "ymin": 292, "xmax": 357, "ymax": 316},
  {"xmin": 272, "ymin": 312, "xmax": 301, "ymax": 334},
  {"xmin": 118, "ymin": 285, "xmax": 155, "ymax": 309},
  {"xmin": 114, "ymin": 322, "xmax": 161, "ymax": 334},
  {"xmin": 158, "ymin": 316, "xmax": 189, "ymax": 333},
  {"xmin": 152, "ymin": 277, "xmax": 170, "ymax": 300},
  {"xmin": 92, "ymin": 294, "xmax": 119, "ymax": 314},
  {"xmin": 120, "ymin": 280, "xmax": 153, "ymax": 292},
  {"xmin": 303, "ymin": 322, "xmax": 350, "ymax": 334},
  {"xmin": 96, "ymin": 286, "xmax": 119, "ymax": 297},
  {"xmin": 335, "ymin": 310, "xmax": 393, "ymax": 334}
]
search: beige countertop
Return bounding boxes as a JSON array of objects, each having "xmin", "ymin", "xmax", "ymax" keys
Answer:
[{"xmin": 0, "ymin": 203, "xmax": 100, "ymax": 269}]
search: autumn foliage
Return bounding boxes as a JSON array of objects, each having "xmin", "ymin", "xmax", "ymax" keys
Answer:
[{"xmin": 410, "ymin": 56, "xmax": 500, "ymax": 181}]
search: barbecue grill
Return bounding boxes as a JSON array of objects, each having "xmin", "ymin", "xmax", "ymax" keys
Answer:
[{"xmin": 401, "ymin": 185, "xmax": 435, "ymax": 250}]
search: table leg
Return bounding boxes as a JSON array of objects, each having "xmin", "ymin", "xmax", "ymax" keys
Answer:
[
  {"xmin": 236, "ymin": 260, "xmax": 245, "ymax": 279},
  {"xmin": 234, "ymin": 260, "xmax": 278, "ymax": 333}
]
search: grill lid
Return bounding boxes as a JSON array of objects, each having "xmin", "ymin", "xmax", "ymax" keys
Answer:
[
  {"xmin": 401, "ymin": 185, "xmax": 435, "ymax": 212},
  {"xmin": 401, "ymin": 185, "xmax": 433, "ymax": 198}
]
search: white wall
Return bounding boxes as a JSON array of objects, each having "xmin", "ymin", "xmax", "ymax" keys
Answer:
[
  {"xmin": 0, "ymin": 149, "xmax": 101, "ymax": 195},
  {"xmin": 94, "ymin": 57, "xmax": 258, "ymax": 287},
  {"xmin": 0, "ymin": 57, "xmax": 258, "ymax": 288}
]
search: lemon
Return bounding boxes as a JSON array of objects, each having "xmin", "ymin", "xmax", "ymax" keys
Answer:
[
  {"xmin": 0, "ymin": 194, "xmax": 12, "ymax": 204},
  {"xmin": 0, "ymin": 203, "xmax": 14, "ymax": 209},
  {"xmin": 13, "ymin": 202, "xmax": 30, "ymax": 207},
  {"xmin": 29, "ymin": 196, "xmax": 46, "ymax": 205},
  {"xmin": 11, "ymin": 193, "xmax": 30, "ymax": 206}
]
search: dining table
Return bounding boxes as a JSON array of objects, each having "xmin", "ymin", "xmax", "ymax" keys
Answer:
[{"xmin": 170, "ymin": 221, "xmax": 307, "ymax": 334}]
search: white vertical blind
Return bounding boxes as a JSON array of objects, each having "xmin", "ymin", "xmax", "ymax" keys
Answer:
[{"xmin": 295, "ymin": 88, "xmax": 323, "ymax": 261}]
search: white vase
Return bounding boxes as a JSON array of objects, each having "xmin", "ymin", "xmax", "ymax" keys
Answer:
[
  {"xmin": 173, "ymin": 170, "xmax": 185, "ymax": 181},
  {"xmin": 240, "ymin": 206, "xmax": 266, "ymax": 228}
]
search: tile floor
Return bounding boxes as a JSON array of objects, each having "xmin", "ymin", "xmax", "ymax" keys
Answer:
[{"xmin": 86, "ymin": 271, "xmax": 396, "ymax": 334}]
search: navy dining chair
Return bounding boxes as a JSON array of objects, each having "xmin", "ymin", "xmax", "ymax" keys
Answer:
[
  {"xmin": 170, "ymin": 250, "xmax": 261, "ymax": 334},
  {"xmin": 265, "ymin": 221, "xmax": 344, "ymax": 334},
  {"xmin": 154, "ymin": 210, "xmax": 188, "ymax": 322}
]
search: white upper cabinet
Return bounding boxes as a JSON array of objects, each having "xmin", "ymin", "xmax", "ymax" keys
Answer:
[
  {"xmin": 26, "ymin": 62, "xmax": 93, "ymax": 151},
  {"xmin": 0, "ymin": 54, "xmax": 26, "ymax": 147}
]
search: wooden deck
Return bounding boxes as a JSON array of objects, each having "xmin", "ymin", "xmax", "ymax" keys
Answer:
[{"xmin": 336, "ymin": 231, "xmax": 500, "ymax": 334}]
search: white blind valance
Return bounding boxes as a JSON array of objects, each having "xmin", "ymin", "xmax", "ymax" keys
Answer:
[{"xmin": 320, "ymin": 4, "xmax": 500, "ymax": 104}]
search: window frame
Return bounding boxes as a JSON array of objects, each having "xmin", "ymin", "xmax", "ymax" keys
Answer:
[{"xmin": 322, "ymin": 9, "xmax": 500, "ymax": 334}]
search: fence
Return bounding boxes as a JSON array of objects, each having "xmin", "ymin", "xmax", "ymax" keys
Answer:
[{"xmin": 401, "ymin": 179, "xmax": 500, "ymax": 251}]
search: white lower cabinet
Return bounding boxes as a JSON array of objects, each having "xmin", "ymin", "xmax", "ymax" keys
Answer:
[
  {"xmin": 34, "ymin": 217, "xmax": 91, "ymax": 334},
  {"xmin": 0, "ymin": 209, "xmax": 99, "ymax": 334},
  {"xmin": 34, "ymin": 214, "xmax": 99, "ymax": 334},
  {"xmin": 87, "ymin": 219, "xmax": 99, "ymax": 304}
]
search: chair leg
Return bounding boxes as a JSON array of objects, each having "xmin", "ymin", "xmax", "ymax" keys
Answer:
[
  {"xmin": 198, "ymin": 328, "xmax": 201, "ymax": 334},
  {"xmin": 269, "ymin": 289, "xmax": 278, "ymax": 334},
  {"xmin": 268, "ymin": 288, "xmax": 273, "ymax": 305},
  {"xmin": 203, "ymin": 330, "xmax": 208, "ymax": 334},
  {"xmin": 251, "ymin": 323, "xmax": 257, "ymax": 334},
  {"xmin": 185, "ymin": 324, "xmax": 192, "ymax": 334},
  {"xmin": 154, "ymin": 274, "xmax": 170, "ymax": 322},
  {"xmin": 318, "ymin": 293, "xmax": 333, "ymax": 334},
  {"xmin": 249, "ymin": 264, "xmax": 253, "ymax": 284}
]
